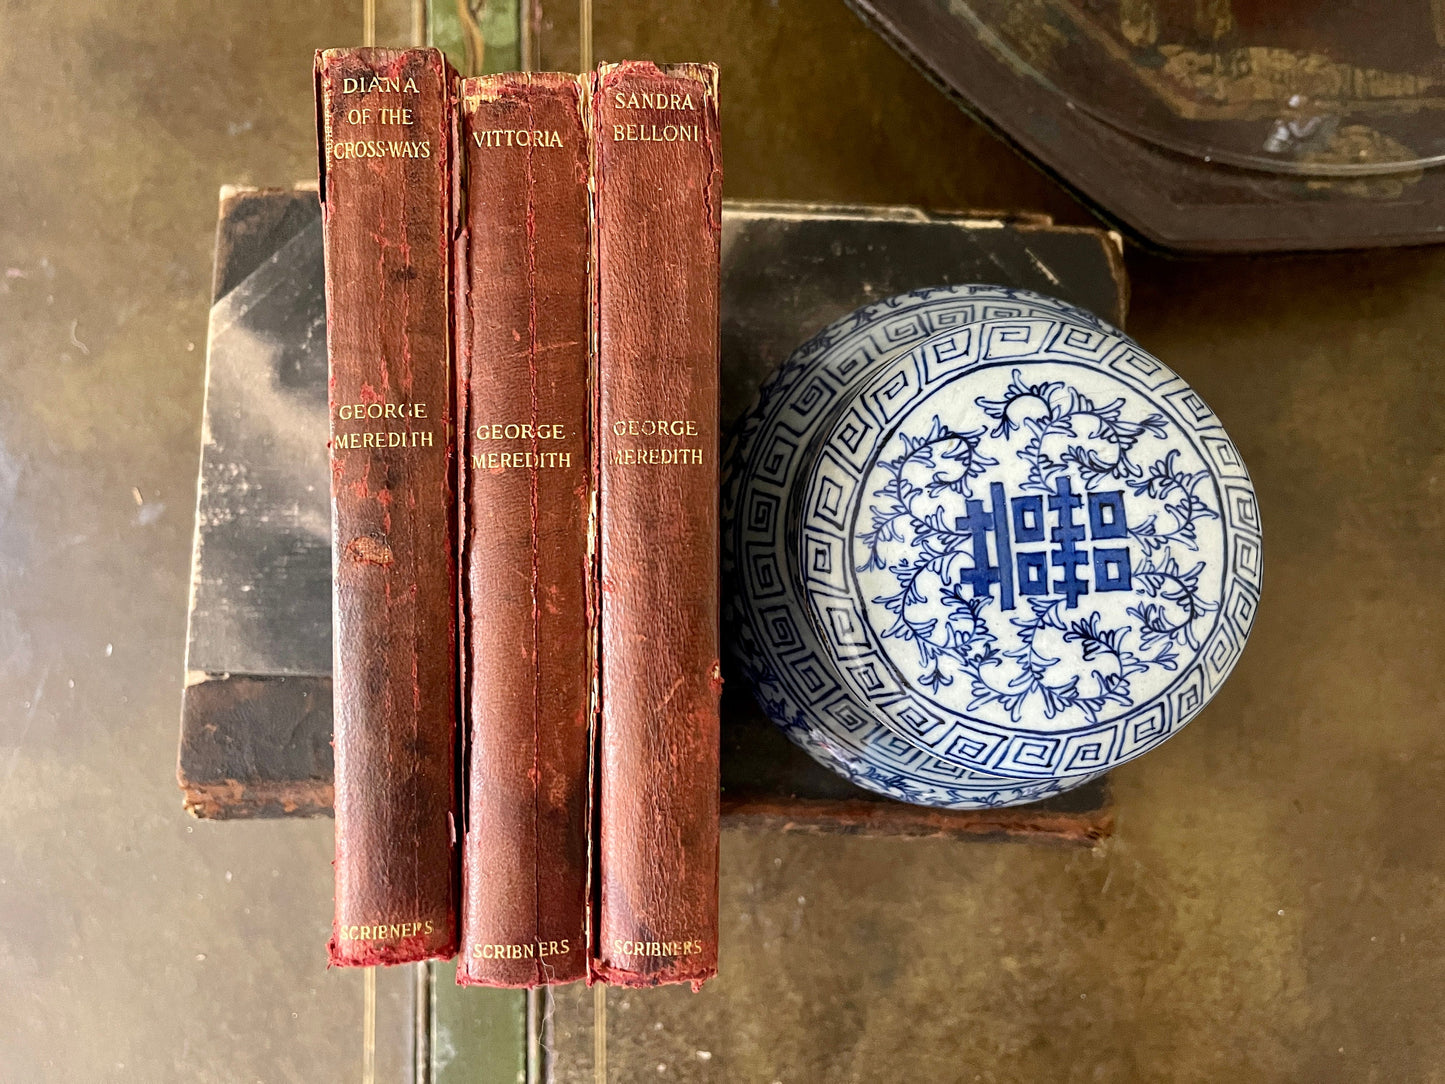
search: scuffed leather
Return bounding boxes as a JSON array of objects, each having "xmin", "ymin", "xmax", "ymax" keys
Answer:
[
  {"xmin": 592, "ymin": 61, "xmax": 723, "ymax": 989},
  {"xmin": 456, "ymin": 73, "xmax": 593, "ymax": 988},
  {"xmin": 316, "ymin": 47, "xmax": 460, "ymax": 967}
]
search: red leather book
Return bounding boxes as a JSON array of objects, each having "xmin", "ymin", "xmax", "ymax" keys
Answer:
[
  {"xmin": 591, "ymin": 61, "xmax": 723, "ymax": 989},
  {"xmin": 455, "ymin": 72, "xmax": 593, "ymax": 987},
  {"xmin": 314, "ymin": 47, "xmax": 460, "ymax": 967}
]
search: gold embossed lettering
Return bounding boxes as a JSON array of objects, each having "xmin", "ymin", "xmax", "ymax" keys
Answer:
[
  {"xmin": 472, "ymin": 939, "xmax": 574, "ymax": 959},
  {"xmin": 332, "ymin": 400, "xmax": 437, "ymax": 453},
  {"xmin": 471, "ymin": 129, "xmax": 565, "ymax": 149},
  {"xmin": 339, "ymin": 917, "xmax": 439, "ymax": 941},
  {"xmin": 610, "ymin": 938, "xmax": 705, "ymax": 957},
  {"xmin": 332, "ymin": 140, "xmax": 432, "ymax": 159},
  {"xmin": 611, "ymin": 123, "xmax": 700, "ymax": 143},
  {"xmin": 612, "ymin": 90, "xmax": 696, "ymax": 111}
]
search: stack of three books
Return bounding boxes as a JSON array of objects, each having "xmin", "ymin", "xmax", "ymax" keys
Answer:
[{"xmin": 316, "ymin": 47, "xmax": 721, "ymax": 989}]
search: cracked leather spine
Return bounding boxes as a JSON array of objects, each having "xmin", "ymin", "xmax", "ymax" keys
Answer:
[
  {"xmin": 315, "ymin": 47, "xmax": 460, "ymax": 967},
  {"xmin": 591, "ymin": 61, "xmax": 722, "ymax": 989},
  {"xmin": 455, "ymin": 73, "xmax": 593, "ymax": 987}
]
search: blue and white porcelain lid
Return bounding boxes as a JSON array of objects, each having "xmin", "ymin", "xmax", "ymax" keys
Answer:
[
  {"xmin": 798, "ymin": 315, "xmax": 1261, "ymax": 780},
  {"xmin": 722, "ymin": 286, "xmax": 1261, "ymax": 808}
]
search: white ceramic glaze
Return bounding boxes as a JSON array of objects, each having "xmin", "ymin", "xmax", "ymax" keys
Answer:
[{"xmin": 722, "ymin": 286, "xmax": 1261, "ymax": 808}]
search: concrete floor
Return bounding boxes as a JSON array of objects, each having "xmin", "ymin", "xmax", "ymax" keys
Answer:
[{"xmin": 3, "ymin": 0, "xmax": 1444, "ymax": 1081}]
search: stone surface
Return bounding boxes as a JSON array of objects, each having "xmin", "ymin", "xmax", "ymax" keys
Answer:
[{"xmin": 0, "ymin": 0, "xmax": 421, "ymax": 1080}]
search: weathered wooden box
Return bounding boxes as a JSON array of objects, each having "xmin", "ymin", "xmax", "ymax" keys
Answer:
[{"xmin": 179, "ymin": 188, "xmax": 1126, "ymax": 843}]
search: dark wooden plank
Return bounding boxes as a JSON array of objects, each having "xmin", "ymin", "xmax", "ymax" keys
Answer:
[
  {"xmin": 719, "ymin": 681, "xmax": 1113, "ymax": 843},
  {"xmin": 718, "ymin": 203, "xmax": 1128, "ymax": 430},
  {"xmin": 212, "ymin": 184, "xmax": 320, "ymax": 303},
  {"xmin": 186, "ymin": 189, "xmax": 331, "ymax": 679},
  {"xmin": 178, "ymin": 675, "xmax": 332, "ymax": 819}
]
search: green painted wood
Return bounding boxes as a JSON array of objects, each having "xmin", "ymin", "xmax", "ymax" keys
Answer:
[
  {"xmin": 429, "ymin": 0, "xmax": 522, "ymax": 77},
  {"xmin": 428, "ymin": 962, "xmax": 528, "ymax": 1084}
]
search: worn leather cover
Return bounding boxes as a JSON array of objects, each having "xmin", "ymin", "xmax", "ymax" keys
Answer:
[
  {"xmin": 455, "ymin": 73, "xmax": 593, "ymax": 987},
  {"xmin": 315, "ymin": 48, "xmax": 459, "ymax": 966},
  {"xmin": 592, "ymin": 61, "xmax": 723, "ymax": 989}
]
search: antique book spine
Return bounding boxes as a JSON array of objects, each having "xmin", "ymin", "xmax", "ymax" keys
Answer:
[
  {"xmin": 591, "ymin": 61, "xmax": 723, "ymax": 989},
  {"xmin": 455, "ymin": 73, "xmax": 594, "ymax": 988},
  {"xmin": 314, "ymin": 47, "xmax": 460, "ymax": 967}
]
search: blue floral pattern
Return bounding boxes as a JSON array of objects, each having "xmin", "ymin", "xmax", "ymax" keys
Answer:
[
  {"xmin": 843, "ymin": 366, "xmax": 1221, "ymax": 733},
  {"xmin": 723, "ymin": 286, "xmax": 1261, "ymax": 807}
]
